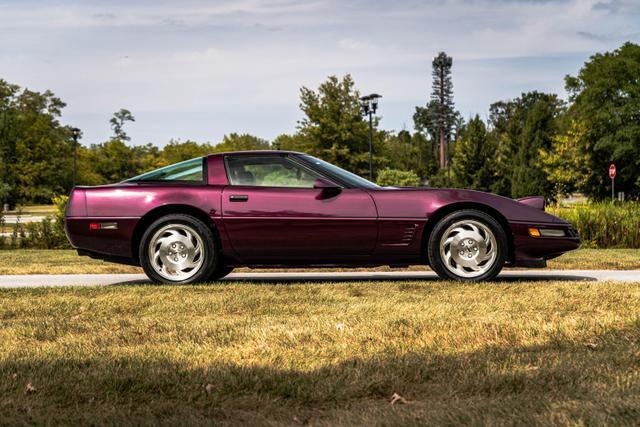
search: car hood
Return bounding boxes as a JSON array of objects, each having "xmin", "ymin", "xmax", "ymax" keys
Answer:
[{"xmin": 371, "ymin": 187, "xmax": 567, "ymax": 225}]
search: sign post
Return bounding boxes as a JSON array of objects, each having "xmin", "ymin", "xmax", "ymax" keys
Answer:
[{"xmin": 609, "ymin": 164, "xmax": 616, "ymax": 202}]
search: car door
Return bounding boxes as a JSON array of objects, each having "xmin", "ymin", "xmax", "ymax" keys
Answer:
[{"xmin": 221, "ymin": 154, "xmax": 378, "ymax": 263}]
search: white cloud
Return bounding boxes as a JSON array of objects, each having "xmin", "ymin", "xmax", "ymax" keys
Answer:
[{"xmin": 0, "ymin": 0, "xmax": 635, "ymax": 144}]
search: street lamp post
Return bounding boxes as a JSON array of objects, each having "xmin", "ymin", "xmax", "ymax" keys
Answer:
[
  {"xmin": 359, "ymin": 93, "xmax": 381, "ymax": 181},
  {"xmin": 70, "ymin": 128, "xmax": 81, "ymax": 188}
]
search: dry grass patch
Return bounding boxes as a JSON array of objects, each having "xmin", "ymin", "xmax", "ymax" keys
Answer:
[
  {"xmin": 547, "ymin": 248, "xmax": 640, "ymax": 270},
  {"xmin": 1, "ymin": 280, "xmax": 640, "ymax": 425},
  {"xmin": 0, "ymin": 250, "xmax": 141, "ymax": 274}
]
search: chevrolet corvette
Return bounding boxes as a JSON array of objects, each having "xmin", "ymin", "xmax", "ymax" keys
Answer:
[{"xmin": 64, "ymin": 151, "xmax": 580, "ymax": 283}]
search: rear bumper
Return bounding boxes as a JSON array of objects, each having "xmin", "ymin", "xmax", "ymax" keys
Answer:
[
  {"xmin": 77, "ymin": 249, "xmax": 140, "ymax": 266},
  {"xmin": 65, "ymin": 217, "xmax": 139, "ymax": 259}
]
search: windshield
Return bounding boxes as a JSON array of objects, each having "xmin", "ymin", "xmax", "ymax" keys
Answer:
[{"xmin": 298, "ymin": 154, "xmax": 380, "ymax": 189}]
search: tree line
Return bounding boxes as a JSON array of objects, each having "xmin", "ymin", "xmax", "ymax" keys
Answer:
[{"xmin": 1, "ymin": 42, "xmax": 638, "ymax": 208}]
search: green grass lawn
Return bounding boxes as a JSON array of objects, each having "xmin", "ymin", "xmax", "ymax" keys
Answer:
[
  {"xmin": 0, "ymin": 248, "xmax": 638, "ymax": 275},
  {"xmin": 1, "ymin": 281, "xmax": 639, "ymax": 425},
  {"xmin": 3, "ymin": 204, "xmax": 55, "ymax": 216}
]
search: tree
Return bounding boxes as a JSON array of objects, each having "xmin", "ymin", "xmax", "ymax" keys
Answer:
[
  {"xmin": 511, "ymin": 94, "xmax": 563, "ymax": 199},
  {"xmin": 565, "ymin": 42, "xmax": 640, "ymax": 199},
  {"xmin": 160, "ymin": 140, "xmax": 214, "ymax": 165},
  {"xmin": 0, "ymin": 80, "xmax": 20, "ymax": 208},
  {"xmin": 381, "ymin": 130, "xmax": 437, "ymax": 182},
  {"xmin": 90, "ymin": 140, "xmax": 139, "ymax": 183},
  {"xmin": 487, "ymin": 92, "xmax": 563, "ymax": 199},
  {"xmin": 212, "ymin": 133, "xmax": 270, "ymax": 152},
  {"xmin": 540, "ymin": 120, "xmax": 591, "ymax": 198},
  {"xmin": 414, "ymin": 53, "xmax": 456, "ymax": 173},
  {"xmin": 272, "ymin": 133, "xmax": 316, "ymax": 153},
  {"xmin": 431, "ymin": 52, "xmax": 455, "ymax": 171},
  {"xmin": 89, "ymin": 108, "xmax": 153, "ymax": 183},
  {"xmin": 297, "ymin": 74, "xmax": 380, "ymax": 177},
  {"xmin": 109, "ymin": 108, "xmax": 135, "ymax": 142},
  {"xmin": 451, "ymin": 115, "xmax": 494, "ymax": 191},
  {"xmin": 488, "ymin": 100, "xmax": 519, "ymax": 196},
  {"xmin": 0, "ymin": 79, "xmax": 75, "ymax": 207},
  {"xmin": 377, "ymin": 169, "xmax": 420, "ymax": 187},
  {"xmin": 413, "ymin": 100, "xmax": 439, "ymax": 153}
]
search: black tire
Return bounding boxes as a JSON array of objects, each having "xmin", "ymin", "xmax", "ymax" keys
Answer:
[
  {"xmin": 139, "ymin": 214, "xmax": 220, "ymax": 284},
  {"xmin": 206, "ymin": 265, "xmax": 234, "ymax": 281},
  {"xmin": 427, "ymin": 209, "xmax": 507, "ymax": 282}
]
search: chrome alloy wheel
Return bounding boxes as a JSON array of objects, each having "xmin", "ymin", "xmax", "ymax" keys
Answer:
[
  {"xmin": 439, "ymin": 219, "xmax": 498, "ymax": 278},
  {"xmin": 148, "ymin": 223, "xmax": 205, "ymax": 281}
]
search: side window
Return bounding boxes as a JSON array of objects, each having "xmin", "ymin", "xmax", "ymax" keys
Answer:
[
  {"xmin": 128, "ymin": 157, "xmax": 204, "ymax": 182},
  {"xmin": 226, "ymin": 156, "xmax": 322, "ymax": 188}
]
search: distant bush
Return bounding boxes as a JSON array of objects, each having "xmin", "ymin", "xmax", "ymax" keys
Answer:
[
  {"xmin": 2, "ymin": 197, "xmax": 640, "ymax": 250},
  {"xmin": 549, "ymin": 202, "xmax": 640, "ymax": 248},
  {"xmin": 377, "ymin": 169, "xmax": 421, "ymax": 187},
  {"xmin": 0, "ymin": 195, "xmax": 70, "ymax": 250}
]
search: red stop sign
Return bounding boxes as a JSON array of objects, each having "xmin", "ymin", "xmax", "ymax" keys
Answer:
[{"xmin": 609, "ymin": 164, "xmax": 616, "ymax": 179}]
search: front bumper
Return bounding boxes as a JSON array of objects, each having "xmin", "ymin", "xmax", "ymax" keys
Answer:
[{"xmin": 508, "ymin": 223, "xmax": 580, "ymax": 268}]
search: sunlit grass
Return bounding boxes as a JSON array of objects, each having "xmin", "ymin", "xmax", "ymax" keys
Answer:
[
  {"xmin": 2, "ymin": 204, "xmax": 56, "ymax": 215},
  {"xmin": 0, "ymin": 249, "xmax": 142, "ymax": 274},
  {"xmin": 1, "ymin": 280, "xmax": 639, "ymax": 425}
]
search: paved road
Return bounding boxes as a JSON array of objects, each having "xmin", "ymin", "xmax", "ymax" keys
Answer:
[
  {"xmin": 2, "ymin": 215, "xmax": 46, "ymax": 224},
  {"xmin": 0, "ymin": 270, "xmax": 639, "ymax": 288}
]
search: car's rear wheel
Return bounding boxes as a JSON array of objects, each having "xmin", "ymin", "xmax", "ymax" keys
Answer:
[
  {"xmin": 428, "ymin": 209, "xmax": 507, "ymax": 281},
  {"xmin": 140, "ymin": 214, "xmax": 219, "ymax": 284}
]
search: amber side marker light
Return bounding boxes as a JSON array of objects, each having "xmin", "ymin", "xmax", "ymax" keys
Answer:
[{"xmin": 529, "ymin": 228, "xmax": 566, "ymax": 237}]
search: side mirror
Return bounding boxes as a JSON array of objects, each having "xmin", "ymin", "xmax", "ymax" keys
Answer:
[
  {"xmin": 313, "ymin": 178, "xmax": 340, "ymax": 190},
  {"xmin": 313, "ymin": 178, "xmax": 341, "ymax": 199}
]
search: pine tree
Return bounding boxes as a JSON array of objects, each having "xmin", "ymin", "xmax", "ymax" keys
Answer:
[
  {"xmin": 452, "ymin": 115, "xmax": 494, "ymax": 191},
  {"xmin": 413, "ymin": 52, "xmax": 457, "ymax": 183},
  {"xmin": 511, "ymin": 95, "xmax": 562, "ymax": 199},
  {"xmin": 431, "ymin": 52, "xmax": 455, "ymax": 170}
]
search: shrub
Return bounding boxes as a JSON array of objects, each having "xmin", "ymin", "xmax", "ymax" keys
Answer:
[
  {"xmin": 377, "ymin": 169, "xmax": 421, "ymax": 187},
  {"xmin": 548, "ymin": 202, "xmax": 640, "ymax": 248},
  {"xmin": 1, "ymin": 196, "xmax": 70, "ymax": 250}
]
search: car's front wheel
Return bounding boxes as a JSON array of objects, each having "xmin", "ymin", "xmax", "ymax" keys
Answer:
[
  {"xmin": 139, "ymin": 214, "xmax": 219, "ymax": 284},
  {"xmin": 427, "ymin": 209, "xmax": 507, "ymax": 281}
]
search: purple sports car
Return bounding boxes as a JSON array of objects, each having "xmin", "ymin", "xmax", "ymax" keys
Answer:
[{"xmin": 64, "ymin": 151, "xmax": 580, "ymax": 283}]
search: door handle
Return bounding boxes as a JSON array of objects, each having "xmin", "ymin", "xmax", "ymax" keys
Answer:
[{"xmin": 229, "ymin": 195, "xmax": 249, "ymax": 202}]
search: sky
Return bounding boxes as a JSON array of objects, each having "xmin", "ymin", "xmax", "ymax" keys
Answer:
[{"xmin": 0, "ymin": 0, "xmax": 638, "ymax": 147}]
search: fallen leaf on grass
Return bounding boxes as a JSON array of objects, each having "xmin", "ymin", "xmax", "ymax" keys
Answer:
[
  {"xmin": 293, "ymin": 415, "xmax": 310, "ymax": 425},
  {"xmin": 585, "ymin": 342, "xmax": 598, "ymax": 350},
  {"xmin": 205, "ymin": 384, "xmax": 215, "ymax": 395},
  {"xmin": 390, "ymin": 392, "xmax": 410, "ymax": 405},
  {"xmin": 525, "ymin": 365, "xmax": 540, "ymax": 371},
  {"xmin": 25, "ymin": 383, "xmax": 36, "ymax": 394},
  {"xmin": 336, "ymin": 323, "xmax": 345, "ymax": 331}
]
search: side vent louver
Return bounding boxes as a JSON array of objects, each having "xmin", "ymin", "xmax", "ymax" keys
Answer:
[{"xmin": 400, "ymin": 224, "xmax": 418, "ymax": 244}]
